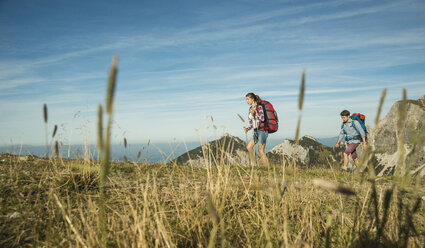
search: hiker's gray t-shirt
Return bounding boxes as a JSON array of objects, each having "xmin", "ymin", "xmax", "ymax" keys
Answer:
[{"xmin": 339, "ymin": 119, "xmax": 366, "ymax": 144}]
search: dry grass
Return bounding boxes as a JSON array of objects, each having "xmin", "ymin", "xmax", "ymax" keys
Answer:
[
  {"xmin": 1, "ymin": 60, "xmax": 424, "ymax": 248},
  {"xmin": 0, "ymin": 154, "xmax": 424, "ymax": 247}
]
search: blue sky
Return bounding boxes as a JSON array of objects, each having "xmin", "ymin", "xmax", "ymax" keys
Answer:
[{"xmin": 1, "ymin": 0, "xmax": 425, "ymax": 146}]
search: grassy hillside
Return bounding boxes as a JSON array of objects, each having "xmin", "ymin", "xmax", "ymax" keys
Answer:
[{"xmin": 1, "ymin": 153, "xmax": 424, "ymax": 247}]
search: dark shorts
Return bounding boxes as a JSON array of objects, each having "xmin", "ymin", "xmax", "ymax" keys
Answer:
[{"xmin": 344, "ymin": 143, "xmax": 359, "ymax": 159}]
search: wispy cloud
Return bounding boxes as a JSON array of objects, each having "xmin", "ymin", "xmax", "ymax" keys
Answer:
[
  {"xmin": 0, "ymin": 1, "xmax": 401, "ymax": 79},
  {"xmin": 1, "ymin": 0, "xmax": 424, "ymax": 144}
]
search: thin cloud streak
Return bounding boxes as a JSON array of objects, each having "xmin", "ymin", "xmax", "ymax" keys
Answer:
[
  {"xmin": 0, "ymin": 1, "xmax": 402, "ymax": 81},
  {"xmin": 1, "ymin": 0, "xmax": 424, "ymax": 144}
]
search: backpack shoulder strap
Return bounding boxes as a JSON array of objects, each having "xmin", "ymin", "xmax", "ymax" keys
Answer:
[
  {"xmin": 351, "ymin": 120, "xmax": 361, "ymax": 135},
  {"xmin": 341, "ymin": 122, "xmax": 347, "ymax": 135}
]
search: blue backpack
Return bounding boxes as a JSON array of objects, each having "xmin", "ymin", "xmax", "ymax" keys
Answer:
[{"xmin": 341, "ymin": 113, "xmax": 367, "ymax": 139}]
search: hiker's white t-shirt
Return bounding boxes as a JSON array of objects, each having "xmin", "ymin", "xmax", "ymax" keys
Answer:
[{"xmin": 249, "ymin": 113, "xmax": 258, "ymax": 129}]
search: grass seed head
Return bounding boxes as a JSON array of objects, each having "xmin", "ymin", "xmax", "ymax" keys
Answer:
[
  {"xmin": 43, "ymin": 104, "xmax": 48, "ymax": 123},
  {"xmin": 299, "ymin": 70, "xmax": 305, "ymax": 111},
  {"xmin": 97, "ymin": 104, "xmax": 103, "ymax": 151},
  {"xmin": 237, "ymin": 113, "xmax": 245, "ymax": 122},
  {"xmin": 52, "ymin": 125, "xmax": 58, "ymax": 138},
  {"xmin": 54, "ymin": 141, "xmax": 59, "ymax": 157},
  {"xmin": 375, "ymin": 88, "xmax": 387, "ymax": 126},
  {"xmin": 106, "ymin": 56, "xmax": 118, "ymax": 114}
]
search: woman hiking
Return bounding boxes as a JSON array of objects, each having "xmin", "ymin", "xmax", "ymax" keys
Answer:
[{"xmin": 243, "ymin": 93, "xmax": 269, "ymax": 165}]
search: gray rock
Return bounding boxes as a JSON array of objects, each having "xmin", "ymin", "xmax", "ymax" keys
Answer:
[
  {"xmin": 369, "ymin": 95, "xmax": 425, "ymax": 176},
  {"xmin": 267, "ymin": 136, "xmax": 344, "ymax": 167}
]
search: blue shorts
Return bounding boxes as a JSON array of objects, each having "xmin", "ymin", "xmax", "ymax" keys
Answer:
[{"xmin": 251, "ymin": 130, "xmax": 268, "ymax": 145}]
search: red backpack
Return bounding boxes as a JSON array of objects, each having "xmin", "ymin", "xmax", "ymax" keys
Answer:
[{"xmin": 257, "ymin": 100, "xmax": 278, "ymax": 133}]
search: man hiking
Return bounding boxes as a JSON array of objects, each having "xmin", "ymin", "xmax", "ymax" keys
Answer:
[{"xmin": 335, "ymin": 110, "xmax": 367, "ymax": 171}]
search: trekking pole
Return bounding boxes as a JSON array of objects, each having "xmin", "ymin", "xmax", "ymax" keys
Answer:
[
  {"xmin": 244, "ymin": 128, "xmax": 248, "ymax": 144},
  {"xmin": 237, "ymin": 114, "xmax": 247, "ymax": 144}
]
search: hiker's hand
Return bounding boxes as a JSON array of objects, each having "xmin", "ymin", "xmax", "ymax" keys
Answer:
[
  {"xmin": 363, "ymin": 142, "xmax": 367, "ymax": 149},
  {"xmin": 249, "ymin": 107, "xmax": 256, "ymax": 115},
  {"xmin": 244, "ymin": 127, "xmax": 248, "ymax": 134},
  {"xmin": 335, "ymin": 143, "xmax": 340, "ymax": 148}
]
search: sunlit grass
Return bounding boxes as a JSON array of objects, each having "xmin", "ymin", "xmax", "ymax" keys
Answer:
[{"xmin": 0, "ymin": 61, "xmax": 424, "ymax": 248}]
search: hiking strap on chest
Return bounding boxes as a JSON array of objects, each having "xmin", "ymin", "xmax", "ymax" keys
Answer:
[
  {"xmin": 341, "ymin": 121, "xmax": 361, "ymax": 141},
  {"xmin": 341, "ymin": 121, "xmax": 361, "ymax": 135}
]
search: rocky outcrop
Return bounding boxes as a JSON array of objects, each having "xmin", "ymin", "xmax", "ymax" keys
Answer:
[
  {"xmin": 173, "ymin": 135, "xmax": 346, "ymax": 167},
  {"xmin": 172, "ymin": 134, "xmax": 249, "ymax": 166},
  {"xmin": 267, "ymin": 136, "xmax": 344, "ymax": 167},
  {"xmin": 369, "ymin": 95, "xmax": 425, "ymax": 176}
]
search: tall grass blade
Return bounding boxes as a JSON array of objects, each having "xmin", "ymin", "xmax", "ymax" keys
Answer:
[
  {"xmin": 52, "ymin": 125, "xmax": 58, "ymax": 138},
  {"xmin": 295, "ymin": 70, "xmax": 305, "ymax": 145},
  {"xmin": 299, "ymin": 70, "xmax": 305, "ymax": 111},
  {"xmin": 54, "ymin": 141, "xmax": 59, "ymax": 157},
  {"xmin": 396, "ymin": 88, "xmax": 408, "ymax": 177},
  {"xmin": 295, "ymin": 118, "xmax": 302, "ymax": 145},
  {"xmin": 375, "ymin": 88, "xmax": 387, "ymax": 126},
  {"xmin": 53, "ymin": 193, "xmax": 88, "ymax": 248},
  {"xmin": 206, "ymin": 194, "xmax": 219, "ymax": 248},
  {"xmin": 106, "ymin": 56, "xmax": 118, "ymax": 114},
  {"xmin": 99, "ymin": 55, "xmax": 119, "ymax": 247},
  {"xmin": 378, "ymin": 188, "xmax": 393, "ymax": 240},
  {"xmin": 43, "ymin": 104, "xmax": 49, "ymax": 157},
  {"xmin": 43, "ymin": 104, "xmax": 48, "ymax": 123},
  {"xmin": 97, "ymin": 104, "xmax": 103, "ymax": 151}
]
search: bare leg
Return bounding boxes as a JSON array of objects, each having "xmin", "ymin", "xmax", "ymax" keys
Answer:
[
  {"xmin": 246, "ymin": 140, "xmax": 256, "ymax": 165},
  {"xmin": 343, "ymin": 152, "xmax": 349, "ymax": 168},
  {"xmin": 258, "ymin": 144, "xmax": 269, "ymax": 166},
  {"xmin": 353, "ymin": 158, "xmax": 359, "ymax": 167},
  {"xmin": 344, "ymin": 143, "xmax": 359, "ymax": 170}
]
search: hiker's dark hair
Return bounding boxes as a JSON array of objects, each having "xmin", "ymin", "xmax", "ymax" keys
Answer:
[
  {"xmin": 340, "ymin": 110, "xmax": 350, "ymax": 116},
  {"xmin": 246, "ymin": 92, "xmax": 262, "ymax": 104}
]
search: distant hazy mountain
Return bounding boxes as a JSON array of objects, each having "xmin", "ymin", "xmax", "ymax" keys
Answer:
[
  {"xmin": 0, "ymin": 142, "xmax": 201, "ymax": 163},
  {"xmin": 316, "ymin": 137, "xmax": 339, "ymax": 147}
]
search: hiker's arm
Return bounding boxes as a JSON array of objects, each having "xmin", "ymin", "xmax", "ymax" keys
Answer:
[
  {"xmin": 362, "ymin": 137, "xmax": 367, "ymax": 148},
  {"xmin": 335, "ymin": 137, "xmax": 343, "ymax": 147},
  {"xmin": 336, "ymin": 127, "xmax": 345, "ymax": 147}
]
